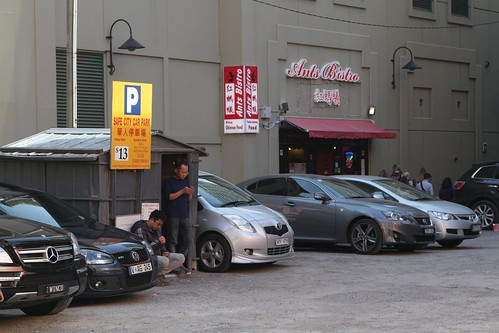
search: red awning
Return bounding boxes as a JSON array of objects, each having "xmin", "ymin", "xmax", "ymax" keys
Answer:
[{"xmin": 282, "ymin": 117, "xmax": 397, "ymax": 139}]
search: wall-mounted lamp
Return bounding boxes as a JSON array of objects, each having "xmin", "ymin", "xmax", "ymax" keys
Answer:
[
  {"xmin": 106, "ymin": 19, "xmax": 145, "ymax": 75},
  {"xmin": 391, "ymin": 46, "xmax": 422, "ymax": 89},
  {"xmin": 280, "ymin": 102, "xmax": 289, "ymax": 113},
  {"xmin": 368, "ymin": 106, "xmax": 376, "ymax": 116}
]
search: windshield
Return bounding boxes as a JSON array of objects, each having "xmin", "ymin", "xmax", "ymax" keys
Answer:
[
  {"xmin": 373, "ymin": 179, "xmax": 437, "ymax": 201},
  {"xmin": 318, "ymin": 178, "xmax": 371, "ymax": 199},
  {"xmin": 0, "ymin": 191, "xmax": 89, "ymax": 228},
  {"xmin": 199, "ymin": 175, "xmax": 256, "ymax": 207}
]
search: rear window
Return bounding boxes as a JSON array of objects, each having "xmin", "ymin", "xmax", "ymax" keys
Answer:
[
  {"xmin": 251, "ymin": 178, "xmax": 286, "ymax": 196},
  {"xmin": 473, "ymin": 166, "xmax": 497, "ymax": 179}
]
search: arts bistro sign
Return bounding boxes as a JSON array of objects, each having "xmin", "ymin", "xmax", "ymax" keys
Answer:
[
  {"xmin": 285, "ymin": 58, "xmax": 360, "ymax": 107},
  {"xmin": 224, "ymin": 66, "xmax": 258, "ymax": 134}
]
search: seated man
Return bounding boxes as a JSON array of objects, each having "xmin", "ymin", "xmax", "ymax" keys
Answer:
[{"xmin": 131, "ymin": 210, "xmax": 186, "ymax": 281}]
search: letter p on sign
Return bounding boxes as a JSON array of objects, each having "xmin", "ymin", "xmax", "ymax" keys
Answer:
[{"xmin": 125, "ymin": 85, "xmax": 141, "ymax": 115}]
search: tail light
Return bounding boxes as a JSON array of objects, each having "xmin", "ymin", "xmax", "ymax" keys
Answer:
[{"xmin": 454, "ymin": 181, "xmax": 465, "ymax": 190}]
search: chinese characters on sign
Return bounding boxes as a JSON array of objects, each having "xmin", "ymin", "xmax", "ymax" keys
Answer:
[
  {"xmin": 111, "ymin": 81, "xmax": 152, "ymax": 170},
  {"xmin": 224, "ymin": 66, "xmax": 259, "ymax": 134},
  {"xmin": 314, "ymin": 89, "xmax": 340, "ymax": 107}
]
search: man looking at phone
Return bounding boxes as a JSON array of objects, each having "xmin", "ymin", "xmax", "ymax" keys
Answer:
[{"xmin": 163, "ymin": 159, "xmax": 194, "ymax": 272}]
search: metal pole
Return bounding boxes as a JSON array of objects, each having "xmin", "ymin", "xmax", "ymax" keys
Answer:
[{"xmin": 66, "ymin": 0, "xmax": 77, "ymax": 128}]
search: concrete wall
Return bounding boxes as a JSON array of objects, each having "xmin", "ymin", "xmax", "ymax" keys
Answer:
[{"xmin": 0, "ymin": 0, "xmax": 497, "ymax": 189}]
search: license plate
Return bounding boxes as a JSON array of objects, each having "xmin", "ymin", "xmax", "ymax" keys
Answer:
[
  {"xmin": 128, "ymin": 262, "xmax": 153, "ymax": 275},
  {"xmin": 424, "ymin": 228, "xmax": 435, "ymax": 234},
  {"xmin": 45, "ymin": 283, "xmax": 67, "ymax": 294},
  {"xmin": 471, "ymin": 224, "xmax": 481, "ymax": 232},
  {"xmin": 275, "ymin": 237, "xmax": 289, "ymax": 246}
]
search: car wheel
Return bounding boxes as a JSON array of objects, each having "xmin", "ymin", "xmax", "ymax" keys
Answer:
[
  {"xmin": 197, "ymin": 233, "xmax": 232, "ymax": 272},
  {"xmin": 472, "ymin": 200, "xmax": 498, "ymax": 229},
  {"xmin": 349, "ymin": 219, "xmax": 383, "ymax": 255},
  {"xmin": 437, "ymin": 239, "xmax": 464, "ymax": 248},
  {"xmin": 20, "ymin": 297, "xmax": 73, "ymax": 316}
]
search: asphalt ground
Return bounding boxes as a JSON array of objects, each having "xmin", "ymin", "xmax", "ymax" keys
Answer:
[{"xmin": 2, "ymin": 230, "xmax": 498, "ymax": 333}]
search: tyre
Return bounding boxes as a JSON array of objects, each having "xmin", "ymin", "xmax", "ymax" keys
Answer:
[
  {"xmin": 20, "ymin": 297, "xmax": 73, "ymax": 316},
  {"xmin": 437, "ymin": 239, "xmax": 463, "ymax": 248},
  {"xmin": 197, "ymin": 233, "xmax": 232, "ymax": 272},
  {"xmin": 349, "ymin": 219, "xmax": 383, "ymax": 255},
  {"xmin": 472, "ymin": 200, "xmax": 498, "ymax": 229}
]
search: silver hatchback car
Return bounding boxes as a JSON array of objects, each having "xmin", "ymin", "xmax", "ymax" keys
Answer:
[
  {"xmin": 196, "ymin": 172, "xmax": 294, "ymax": 272},
  {"xmin": 336, "ymin": 175, "xmax": 481, "ymax": 248}
]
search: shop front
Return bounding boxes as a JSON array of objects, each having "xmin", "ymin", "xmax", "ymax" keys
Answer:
[{"xmin": 279, "ymin": 117, "xmax": 396, "ymax": 176}]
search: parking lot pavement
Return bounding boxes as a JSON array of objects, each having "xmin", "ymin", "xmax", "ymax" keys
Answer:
[{"xmin": 2, "ymin": 231, "xmax": 499, "ymax": 332}]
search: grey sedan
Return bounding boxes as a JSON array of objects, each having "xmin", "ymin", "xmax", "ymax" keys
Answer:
[
  {"xmin": 336, "ymin": 175, "xmax": 481, "ymax": 248},
  {"xmin": 237, "ymin": 174, "xmax": 435, "ymax": 254}
]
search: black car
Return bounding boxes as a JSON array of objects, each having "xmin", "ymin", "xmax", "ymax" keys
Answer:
[
  {"xmin": 0, "ymin": 183, "xmax": 158, "ymax": 297},
  {"xmin": 454, "ymin": 161, "xmax": 499, "ymax": 229},
  {"xmin": 0, "ymin": 215, "xmax": 87, "ymax": 315}
]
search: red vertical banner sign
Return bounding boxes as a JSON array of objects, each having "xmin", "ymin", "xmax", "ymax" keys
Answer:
[
  {"xmin": 224, "ymin": 65, "xmax": 259, "ymax": 134},
  {"xmin": 245, "ymin": 66, "xmax": 259, "ymax": 133},
  {"xmin": 224, "ymin": 66, "xmax": 245, "ymax": 134}
]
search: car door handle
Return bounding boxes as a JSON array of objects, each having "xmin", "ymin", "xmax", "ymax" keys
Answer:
[{"xmin": 284, "ymin": 202, "xmax": 296, "ymax": 207}]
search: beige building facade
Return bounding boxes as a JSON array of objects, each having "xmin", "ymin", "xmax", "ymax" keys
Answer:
[{"xmin": 0, "ymin": 0, "xmax": 498, "ymax": 186}]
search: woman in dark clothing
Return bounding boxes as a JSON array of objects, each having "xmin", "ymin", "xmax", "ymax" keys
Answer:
[{"xmin": 439, "ymin": 177, "xmax": 454, "ymax": 201}]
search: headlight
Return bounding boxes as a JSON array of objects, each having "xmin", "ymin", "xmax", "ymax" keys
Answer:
[
  {"xmin": 428, "ymin": 211, "xmax": 455, "ymax": 221},
  {"xmin": 222, "ymin": 214, "xmax": 256, "ymax": 233},
  {"xmin": 383, "ymin": 211, "xmax": 411, "ymax": 223},
  {"xmin": 69, "ymin": 232, "xmax": 81, "ymax": 255},
  {"xmin": 142, "ymin": 240, "xmax": 154, "ymax": 256},
  {"xmin": 0, "ymin": 248, "xmax": 13, "ymax": 264},
  {"xmin": 80, "ymin": 249, "xmax": 114, "ymax": 265}
]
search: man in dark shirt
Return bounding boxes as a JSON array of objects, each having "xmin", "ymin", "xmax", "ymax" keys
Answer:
[
  {"xmin": 163, "ymin": 160, "xmax": 194, "ymax": 265},
  {"xmin": 132, "ymin": 210, "xmax": 185, "ymax": 278}
]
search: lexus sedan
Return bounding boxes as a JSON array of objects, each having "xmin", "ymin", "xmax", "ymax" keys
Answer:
[
  {"xmin": 237, "ymin": 174, "xmax": 435, "ymax": 254},
  {"xmin": 196, "ymin": 172, "xmax": 294, "ymax": 272},
  {"xmin": 336, "ymin": 175, "xmax": 481, "ymax": 248},
  {"xmin": 0, "ymin": 183, "xmax": 158, "ymax": 297}
]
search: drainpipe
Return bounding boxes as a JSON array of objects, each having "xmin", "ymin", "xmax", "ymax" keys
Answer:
[{"xmin": 67, "ymin": 0, "xmax": 77, "ymax": 128}]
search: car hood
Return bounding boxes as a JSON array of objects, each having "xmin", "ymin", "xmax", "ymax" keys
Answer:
[
  {"xmin": 350, "ymin": 198, "xmax": 428, "ymax": 217},
  {"xmin": 401, "ymin": 199, "xmax": 475, "ymax": 215},
  {"xmin": 214, "ymin": 204, "xmax": 285, "ymax": 225},
  {"xmin": 65, "ymin": 221, "xmax": 145, "ymax": 254},
  {"xmin": 0, "ymin": 216, "xmax": 69, "ymax": 240}
]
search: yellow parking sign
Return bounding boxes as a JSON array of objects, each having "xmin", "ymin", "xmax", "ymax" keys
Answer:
[{"xmin": 111, "ymin": 81, "xmax": 152, "ymax": 169}]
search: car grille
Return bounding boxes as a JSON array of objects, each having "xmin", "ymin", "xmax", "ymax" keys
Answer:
[
  {"xmin": 414, "ymin": 235, "xmax": 435, "ymax": 242},
  {"xmin": 264, "ymin": 224, "xmax": 289, "ymax": 236},
  {"xmin": 456, "ymin": 214, "xmax": 476, "ymax": 221},
  {"xmin": 116, "ymin": 248, "xmax": 150, "ymax": 266},
  {"xmin": 18, "ymin": 270, "xmax": 77, "ymax": 288},
  {"xmin": 267, "ymin": 246, "xmax": 291, "ymax": 255},
  {"xmin": 414, "ymin": 217, "xmax": 431, "ymax": 226},
  {"xmin": 15, "ymin": 242, "xmax": 74, "ymax": 268},
  {"xmin": 446, "ymin": 229, "xmax": 480, "ymax": 236}
]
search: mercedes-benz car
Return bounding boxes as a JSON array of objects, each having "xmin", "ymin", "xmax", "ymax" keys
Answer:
[
  {"xmin": 0, "ymin": 215, "xmax": 87, "ymax": 315},
  {"xmin": 336, "ymin": 175, "xmax": 481, "ymax": 248},
  {"xmin": 0, "ymin": 183, "xmax": 158, "ymax": 297},
  {"xmin": 237, "ymin": 174, "xmax": 435, "ymax": 254},
  {"xmin": 196, "ymin": 172, "xmax": 294, "ymax": 272}
]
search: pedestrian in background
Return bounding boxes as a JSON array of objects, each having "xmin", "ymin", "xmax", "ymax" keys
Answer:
[
  {"xmin": 439, "ymin": 177, "xmax": 454, "ymax": 201},
  {"xmin": 416, "ymin": 172, "xmax": 434, "ymax": 196},
  {"xmin": 390, "ymin": 164, "xmax": 402, "ymax": 181}
]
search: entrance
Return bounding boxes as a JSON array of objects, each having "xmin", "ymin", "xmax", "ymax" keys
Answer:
[{"xmin": 279, "ymin": 127, "xmax": 368, "ymax": 175}]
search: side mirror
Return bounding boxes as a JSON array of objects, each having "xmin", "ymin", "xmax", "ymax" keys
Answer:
[
  {"xmin": 372, "ymin": 191, "xmax": 385, "ymax": 199},
  {"xmin": 314, "ymin": 192, "xmax": 331, "ymax": 203}
]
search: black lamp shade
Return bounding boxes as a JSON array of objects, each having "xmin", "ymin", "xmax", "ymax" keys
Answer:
[
  {"xmin": 402, "ymin": 60, "xmax": 422, "ymax": 71},
  {"xmin": 118, "ymin": 37, "xmax": 145, "ymax": 51}
]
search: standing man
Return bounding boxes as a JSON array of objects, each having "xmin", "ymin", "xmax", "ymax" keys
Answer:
[
  {"xmin": 163, "ymin": 159, "xmax": 194, "ymax": 268},
  {"xmin": 416, "ymin": 172, "xmax": 434, "ymax": 196},
  {"xmin": 131, "ymin": 210, "xmax": 185, "ymax": 279}
]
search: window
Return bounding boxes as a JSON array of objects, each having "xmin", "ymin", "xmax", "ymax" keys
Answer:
[
  {"xmin": 56, "ymin": 48, "xmax": 105, "ymax": 128},
  {"xmin": 251, "ymin": 178, "xmax": 286, "ymax": 196},
  {"xmin": 287, "ymin": 179, "xmax": 320, "ymax": 198},
  {"xmin": 474, "ymin": 166, "xmax": 496, "ymax": 179},
  {"xmin": 451, "ymin": 0, "xmax": 469, "ymax": 17},
  {"xmin": 413, "ymin": 0, "xmax": 432, "ymax": 12}
]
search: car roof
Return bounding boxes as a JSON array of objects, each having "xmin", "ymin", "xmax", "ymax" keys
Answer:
[{"xmin": 334, "ymin": 175, "xmax": 387, "ymax": 181}]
